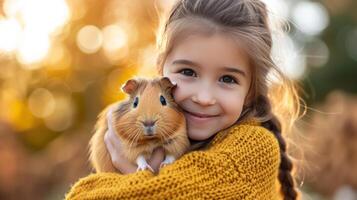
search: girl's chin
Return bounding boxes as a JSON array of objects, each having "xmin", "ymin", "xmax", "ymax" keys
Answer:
[{"xmin": 187, "ymin": 127, "xmax": 216, "ymax": 141}]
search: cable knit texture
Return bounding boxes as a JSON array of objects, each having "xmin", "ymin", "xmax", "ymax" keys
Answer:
[{"xmin": 65, "ymin": 119, "xmax": 282, "ymax": 200}]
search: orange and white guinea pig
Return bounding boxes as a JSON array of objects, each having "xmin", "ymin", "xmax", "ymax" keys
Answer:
[{"xmin": 89, "ymin": 77, "xmax": 190, "ymax": 173}]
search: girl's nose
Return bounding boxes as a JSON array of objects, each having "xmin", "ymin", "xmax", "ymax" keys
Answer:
[{"xmin": 191, "ymin": 91, "xmax": 216, "ymax": 106}]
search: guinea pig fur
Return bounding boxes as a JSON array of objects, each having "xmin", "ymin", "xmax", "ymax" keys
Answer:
[{"xmin": 89, "ymin": 77, "xmax": 190, "ymax": 173}]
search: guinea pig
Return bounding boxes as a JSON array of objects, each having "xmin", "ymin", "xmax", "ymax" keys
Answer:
[{"xmin": 89, "ymin": 77, "xmax": 190, "ymax": 173}]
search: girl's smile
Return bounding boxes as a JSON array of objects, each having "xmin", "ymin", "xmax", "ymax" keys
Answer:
[
  {"xmin": 163, "ymin": 33, "xmax": 252, "ymax": 140},
  {"xmin": 183, "ymin": 109, "xmax": 219, "ymax": 123}
]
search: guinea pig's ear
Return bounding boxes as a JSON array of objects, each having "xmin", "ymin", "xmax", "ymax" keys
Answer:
[
  {"xmin": 160, "ymin": 77, "xmax": 177, "ymax": 91},
  {"xmin": 121, "ymin": 79, "xmax": 138, "ymax": 95}
]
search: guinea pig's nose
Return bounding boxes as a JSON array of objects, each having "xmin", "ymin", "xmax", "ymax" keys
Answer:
[
  {"xmin": 142, "ymin": 120, "xmax": 156, "ymax": 128},
  {"xmin": 142, "ymin": 120, "xmax": 156, "ymax": 136}
]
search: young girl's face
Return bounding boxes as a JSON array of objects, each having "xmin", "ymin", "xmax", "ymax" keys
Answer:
[{"xmin": 163, "ymin": 33, "xmax": 252, "ymax": 140}]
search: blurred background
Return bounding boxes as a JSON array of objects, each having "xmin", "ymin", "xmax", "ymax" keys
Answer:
[{"xmin": 0, "ymin": 0, "xmax": 356, "ymax": 199}]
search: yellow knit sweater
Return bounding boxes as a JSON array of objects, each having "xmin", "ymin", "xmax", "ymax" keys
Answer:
[{"xmin": 65, "ymin": 120, "xmax": 282, "ymax": 200}]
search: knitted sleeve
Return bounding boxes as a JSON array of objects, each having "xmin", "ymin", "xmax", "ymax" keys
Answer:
[{"xmin": 65, "ymin": 124, "xmax": 281, "ymax": 200}]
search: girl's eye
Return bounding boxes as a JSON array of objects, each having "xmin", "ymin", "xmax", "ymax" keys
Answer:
[
  {"xmin": 220, "ymin": 75, "xmax": 238, "ymax": 84},
  {"xmin": 160, "ymin": 95, "xmax": 167, "ymax": 106},
  {"xmin": 179, "ymin": 68, "xmax": 196, "ymax": 77},
  {"xmin": 133, "ymin": 97, "xmax": 139, "ymax": 108}
]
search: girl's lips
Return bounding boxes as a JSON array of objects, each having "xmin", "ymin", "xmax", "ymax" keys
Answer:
[
  {"xmin": 183, "ymin": 109, "xmax": 219, "ymax": 123},
  {"xmin": 183, "ymin": 109, "xmax": 219, "ymax": 118}
]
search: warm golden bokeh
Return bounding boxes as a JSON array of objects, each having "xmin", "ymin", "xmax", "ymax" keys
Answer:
[
  {"xmin": 0, "ymin": 0, "xmax": 356, "ymax": 199},
  {"xmin": 0, "ymin": 0, "xmax": 163, "ymax": 136},
  {"xmin": 0, "ymin": 1, "xmax": 166, "ymax": 199}
]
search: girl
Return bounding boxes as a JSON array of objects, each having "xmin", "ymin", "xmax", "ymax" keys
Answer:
[{"xmin": 66, "ymin": 0, "xmax": 302, "ymax": 199}]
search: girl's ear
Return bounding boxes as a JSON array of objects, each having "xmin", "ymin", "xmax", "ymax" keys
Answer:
[
  {"xmin": 160, "ymin": 77, "xmax": 177, "ymax": 91},
  {"xmin": 121, "ymin": 79, "xmax": 138, "ymax": 95}
]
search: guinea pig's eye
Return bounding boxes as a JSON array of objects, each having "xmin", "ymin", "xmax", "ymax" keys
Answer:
[
  {"xmin": 160, "ymin": 95, "xmax": 167, "ymax": 106},
  {"xmin": 133, "ymin": 97, "xmax": 139, "ymax": 108}
]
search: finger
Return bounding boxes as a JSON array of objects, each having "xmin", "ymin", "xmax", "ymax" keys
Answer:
[
  {"xmin": 104, "ymin": 131, "xmax": 125, "ymax": 171},
  {"xmin": 148, "ymin": 148, "xmax": 165, "ymax": 171},
  {"xmin": 104, "ymin": 131, "xmax": 113, "ymax": 153},
  {"xmin": 154, "ymin": 147, "xmax": 165, "ymax": 154},
  {"xmin": 106, "ymin": 106, "xmax": 122, "ymax": 147},
  {"xmin": 150, "ymin": 148, "xmax": 165, "ymax": 162}
]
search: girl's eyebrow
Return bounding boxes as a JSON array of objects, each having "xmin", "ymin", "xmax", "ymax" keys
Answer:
[
  {"xmin": 221, "ymin": 66, "xmax": 246, "ymax": 77},
  {"xmin": 172, "ymin": 59, "xmax": 199, "ymax": 68},
  {"xmin": 172, "ymin": 59, "xmax": 246, "ymax": 77}
]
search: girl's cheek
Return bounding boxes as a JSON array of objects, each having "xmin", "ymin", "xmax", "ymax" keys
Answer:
[
  {"xmin": 171, "ymin": 76, "xmax": 191, "ymax": 103},
  {"xmin": 216, "ymin": 89, "xmax": 245, "ymax": 105}
]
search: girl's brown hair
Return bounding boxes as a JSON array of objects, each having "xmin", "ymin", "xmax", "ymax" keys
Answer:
[{"xmin": 155, "ymin": 0, "xmax": 304, "ymax": 199}]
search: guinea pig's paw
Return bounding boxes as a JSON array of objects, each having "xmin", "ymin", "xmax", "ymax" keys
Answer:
[
  {"xmin": 136, "ymin": 163, "xmax": 154, "ymax": 172},
  {"xmin": 136, "ymin": 155, "xmax": 154, "ymax": 172},
  {"xmin": 159, "ymin": 155, "xmax": 176, "ymax": 169}
]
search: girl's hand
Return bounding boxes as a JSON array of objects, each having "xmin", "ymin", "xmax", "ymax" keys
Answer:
[{"xmin": 104, "ymin": 127, "xmax": 165, "ymax": 174}]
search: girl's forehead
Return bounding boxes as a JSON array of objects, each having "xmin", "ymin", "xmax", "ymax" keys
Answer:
[{"xmin": 166, "ymin": 34, "xmax": 251, "ymax": 72}]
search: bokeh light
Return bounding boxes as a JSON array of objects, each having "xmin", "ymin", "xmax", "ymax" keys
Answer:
[
  {"xmin": 3, "ymin": 0, "xmax": 23, "ymax": 17},
  {"xmin": 292, "ymin": 1, "xmax": 330, "ymax": 36},
  {"xmin": 0, "ymin": 19, "xmax": 22, "ymax": 52},
  {"xmin": 17, "ymin": 29, "xmax": 50, "ymax": 66},
  {"xmin": 305, "ymin": 37, "xmax": 330, "ymax": 67},
  {"xmin": 102, "ymin": 24, "xmax": 127, "ymax": 52},
  {"xmin": 333, "ymin": 185, "xmax": 357, "ymax": 200},
  {"xmin": 1, "ymin": 0, "xmax": 70, "ymax": 65},
  {"xmin": 272, "ymin": 34, "xmax": 306, "ymax": 80},
  {"xmin": 45, "ymin": 42, "xmax": 72, "ymax": 70},
  {"xmin": 102, "ymin": 24, "xmax": 129, "ymax": 63},
  {"xmin": 44, "ymin": 95, "xmax": 75, "ymax": 132},
  {"xmin": 20, "ymin": 0, "xmax": 70, "ymax": 35},
  {"xmin": 76, "ymin": 25, "xmax": 103, "ymax": 54},
  {"xmin": 28, "ymin": 88, "xmax": 55, "ymax": 118}
]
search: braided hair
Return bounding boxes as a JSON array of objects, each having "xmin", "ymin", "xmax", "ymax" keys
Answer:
[{"xmin": 258, "ymin": 96, "xmax": 299, "ymax": 200}]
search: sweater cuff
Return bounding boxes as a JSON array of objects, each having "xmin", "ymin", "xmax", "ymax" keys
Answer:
[{"xmin": 65, "ymin": 171, "xmax": 153, "ymax": 200}]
